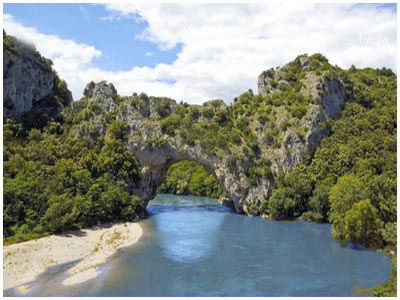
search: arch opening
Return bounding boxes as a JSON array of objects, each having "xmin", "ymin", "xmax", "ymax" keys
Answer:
[
  {"xmin": 128, "ymin": 141, "xmax": 240, "ymax": 213},
  {"xmin": 153, "ymin": 160, "xmax": 226, "ymax": 202}
]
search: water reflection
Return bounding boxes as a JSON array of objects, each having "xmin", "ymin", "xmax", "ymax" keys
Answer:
[
  {"xmin": 148, "ymin": 194, "xmax": 229, "ymax": 262},
  {"xmin": 13, "ymin": 194, "xmax": 392, "ymax": 297},
  {"xmin": 153, "ymin": 209, "xmax": 226, "ymax": 262}
]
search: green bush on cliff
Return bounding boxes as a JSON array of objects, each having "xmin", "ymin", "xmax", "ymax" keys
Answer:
[
  {"xmin": 107, "ymin": 119, "xmax": 130, "ymax": 141},
  {"xmin": 160, "ymin": 113, "xmax": 181, "ymax": 135},
  {"xmin": 53, "ymin": 74, "xmax": 71, "ymax": 107},
  {"xmin": 3, "ymin": 31, "xmax": 19, "ymax": 54}
]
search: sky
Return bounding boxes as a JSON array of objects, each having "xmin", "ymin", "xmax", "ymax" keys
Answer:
[{"xmin": 3, "ymin": 3, "xmax": 397, "ymax": 103}]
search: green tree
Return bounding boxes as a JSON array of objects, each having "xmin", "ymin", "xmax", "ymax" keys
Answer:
[
  {"xmin": 268, "ymin": 188, "xmax": 297, "ymax": 220},
  {"xmin": 382, "ymin": 222, "xmax": 397, "ymax": 246},
  {"xmin": 329, "ymin": 174, "xmax": 364, "ymax": 241},
  {"xmin": 302, "ymin": 177, "xmax": 334, "ymax": 222},
  {"xmin": 41, "ymin": 193, "xmax": 77, "ymax": 233},
  {"xmin": 158, "ymin": 161, "xmax": 223, "ymax": 198},
  {"xmin": 342, "ymin": 199, "xmax": 383, "ymax": 248}
]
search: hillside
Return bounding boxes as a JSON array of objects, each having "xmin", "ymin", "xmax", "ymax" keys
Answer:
[{"xmin": 3, "ymin": 33, "xmax": 396, "ymax": 282}]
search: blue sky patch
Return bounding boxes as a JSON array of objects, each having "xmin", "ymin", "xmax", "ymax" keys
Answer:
[{"xmin": 4, "ymin": 3, "xmax": 181, "ymax": 71}]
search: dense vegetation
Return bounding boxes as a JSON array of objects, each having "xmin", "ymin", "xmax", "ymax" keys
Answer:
[
  {"xmin": 4, "ymin": 33, "xmax": 146, "ymax": 244},
  {"xmin": 158, "ymin": 161, "xmax": 224, "ymax": 198},
  {"xmin": 262, "ymin": 67, "xmax": 396, "ymax": 249},
  {"xmin": 4, "ymin": 111, "xmax": 145, "ymax": 245},
  {"xmin": 4, "ymin": 54, "xmax": 396, "ymax": 247},
  {"xmin": 3, "ymin": 40, "xmax": 396, "ymax": 295}
]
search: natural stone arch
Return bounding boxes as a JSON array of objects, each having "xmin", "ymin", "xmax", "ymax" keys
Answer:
[
  {"xmin": 81, "ymin": 59, "xmax": 347, "ymax": 215},
  {"xmin": 74, "ymin": 81, "xmax": 263, "ymax": 214},
  {"xmin": 126, "ymin": 138, "xmax": 252, "ymax": 213}
]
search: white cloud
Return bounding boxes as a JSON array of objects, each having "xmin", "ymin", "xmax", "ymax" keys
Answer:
[
  {"xmin": 4, "ymin": 4, "xmax": 397, "ymax": 104},
  {"xmin": 145, "ymin": 51, "xmax": 153, "ymax": 57}
]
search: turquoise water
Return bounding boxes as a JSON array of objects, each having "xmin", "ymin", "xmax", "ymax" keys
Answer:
[{"xmin": 10, "ymin": 194, "xmax": 392, "ymax": 297}]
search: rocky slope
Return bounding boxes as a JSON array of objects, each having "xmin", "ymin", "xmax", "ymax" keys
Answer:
[
  {"xmin": 72, "ymin": 54, "xmax": 348, "ymax": 214},
  {"xmin": 3, "ymin": 32, "xmax": 72, "ymax": 121},
  {"xmin": 1, "ymin": 34, "xmax": 349, "ymax": 215}
]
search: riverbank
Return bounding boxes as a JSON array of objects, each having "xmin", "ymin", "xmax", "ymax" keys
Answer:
[
  {"xmin": 370, "ymin": 249, "xmax": 397, "ymax": 296},
  {"xmin": 3, "ymin": 222, "xmax": 143, "ymax": 291}
]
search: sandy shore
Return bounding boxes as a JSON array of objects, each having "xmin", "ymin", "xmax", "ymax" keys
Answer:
[{"xmin": 3, "ymin": 222, "xmax": 143, "ymax": 291}]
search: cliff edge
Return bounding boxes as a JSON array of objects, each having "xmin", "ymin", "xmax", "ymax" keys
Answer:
[{"xmin": 3, "ymin": 32, "xmax": 72, "ymax": 121}]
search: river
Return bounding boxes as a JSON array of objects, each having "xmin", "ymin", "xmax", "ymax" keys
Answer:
[{"xmin": 11, "ymin": 194, "xmax": 392, "ymax": 297}]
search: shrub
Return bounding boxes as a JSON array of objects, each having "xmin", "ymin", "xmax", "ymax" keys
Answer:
[
  {"xmin": 268, "ymin": 188, "xmax": 297, "ymax": 220},
  {"xmin": 214, "ymin": 109, "xmax": 228, "ymax": 124},
  {"xmin": 343, "ymin": 199, "xmax": 383, "ymax": 248},
  {"xmin": 160, "ymin": 113, "xmax": 181, "ymax": 136},
  {"xmin": 108, "ymin": 120, "xmax": 130, "ymax": 141},
  {"xmin": 329, "ymin": 174, "xmax": 365, "ymax": 241},
  {"xmin": 202, "ymin": 107, "xmax": 214, "ymax": 119},
  {"xmin": 3, "ymin": 31, "xmax": 19, "ymax": 54},
  {"xmin": 291, "ymin": 105, "xmax": 307, "ymax": 119},
  {"xmin": 153, "ymin": 99, "xmax": 171, "ymax": 118},
  {"xmin": 382, "ymin": 222, "xmax": 397, "ymax": 246}
]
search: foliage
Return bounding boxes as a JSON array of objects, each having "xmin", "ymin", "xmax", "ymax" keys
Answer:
[
  {"xmin": 342, "ymin": 199, "xmax": 383, "ymax": 248},
  {"xmin": 262, "ymin": 65, "xmax": 396, "ymax": 250},
  {"xmin": 53, "ymin": 74, "xmax": 71, "ymax": 107},
  {"xmin": 107, "ymin": 120, "xmax": 130, "ymax": 141},
  {"xmin": 268, "ymin": 188, "xmax": 297, "ymax": 220},
  {"xmin": 382, "ymin": 222, "xmax": 397, "ymax": 246},
  {"xmin": 3, "ymin": 31, "xmax": 19, "ymax": 54},
  {"xmin": 160, "ymin": 113, "xmax": 181, "ymax": 136},
  {"xmin": 3, "ymin": 112, "xmax": 145, "ymax": 243},
  {"xmin": 153, "ymin": 98, "xmax": 173, "ymax": 118},
  {"xmin": 328, "ymin": 174, "xmax": 365, "ymax": 240},
  {"xmin": 302, "ymin": 177, "xmax": 334, "ymax": 222},
  {"xmin": 158, "ymin": 161, "xmax": 223, "ymax": 199}
]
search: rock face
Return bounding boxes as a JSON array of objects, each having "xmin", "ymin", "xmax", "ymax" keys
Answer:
[
  {"xmin": 83, "ymin": 81, "xmax": 117, "ymax": 99},
  {"xmin": 81, "ymin": 58, "xmax": 347, "ymax": 214},
  {"xmin": 257, "ymin": 56, "xmax": 347, "ymax": 173},
  {"xmin": 272, "ymin": 77, "xmax": 346, "ymax": 172},
  {"xmin": 3, "ymin": 33, "xmax": 72, "ymax": 121},
  {"xmin": 120, "ymin": 110, "xmax": 249, "ymax": 213}
]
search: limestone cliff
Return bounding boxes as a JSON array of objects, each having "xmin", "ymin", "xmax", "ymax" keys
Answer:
[
  {"xmin": 257, "ymin": 55, "xmax": 346, "ymax": 172},
  {"xmin": 73, "ymin": 54, "xmax": 347, "ymax": 215},
  {"xmin": 3, "ymin": 32, "xmax": 72, "ymax": 121}
]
